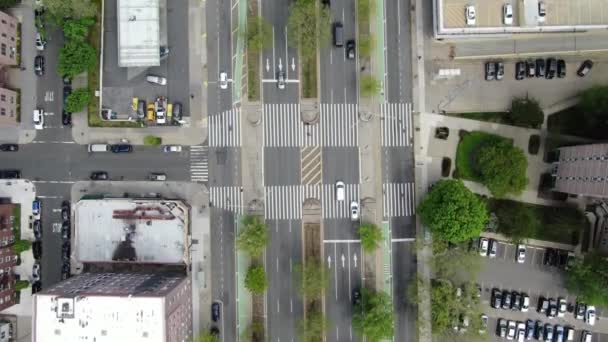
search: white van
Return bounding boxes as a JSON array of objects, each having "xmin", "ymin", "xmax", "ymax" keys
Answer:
[
  {"xmin": 335, "ymin": 181, "xmax": 345, "ymax": 201},
  {"xmin": 88, "ymin": 144, "xmax": 109, "ymax": 152},
  {"xmin": 565, "ymin": 327, "xmax": 574, "ymax": 341},
  {"xmin": 33, "ymin": 109, "xmax": 44, "ymax": 130}
]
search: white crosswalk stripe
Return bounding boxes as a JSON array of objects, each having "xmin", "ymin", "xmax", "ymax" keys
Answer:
[
  {"xmin": 209, "ymin": 108, "xmax": 241, "ymax": 147},
  {"xmin": 321, "ymin": 183, "xmax": 360, "ymax": 219},
  {"xmin": 265, "ymin": 185, "xmax": 302, "ymax": 220},
  {"xmin": 382, "ymin": 182, "xmax": 416, "ymax": 218},
  {"xmin": 210, "ymin": 186, "xmax": 244, "ymax": 214},
  {"xmin": 381, "ymin": 103, "xmax": 413, "ymax": 147},
  {"xmin": 320, "ymin": 103, "xmax": 358, "ymax": 147},
  {"xmin": 189, "ymin": 145, "xmax": 208, "ymax": 182},
  {"xmin": 263, "ymin": 104, "xmax": 320, "ymax": 147}
]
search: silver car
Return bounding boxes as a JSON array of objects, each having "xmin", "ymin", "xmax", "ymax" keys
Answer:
[
  {"xmin": 146, "ymin": 74, "xmax": 167, "ymax": 85},
  {"xmin": 219, "ymin": 72, "xmax": 228, "ymax": 89}
]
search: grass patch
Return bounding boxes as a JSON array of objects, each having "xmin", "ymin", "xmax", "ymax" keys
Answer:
[
  {"xmin": 11, "ymin": 204, "xmax": 20, "ymax": 238},
  {"xmin": 143, "ymin": 135, "xmax": 162, "ymax": 146},
  {"xmin": 247, "ymin": 50, "xmax": 259, "ymax": 101},
  {"xmin": 447, "ymin": 112, "xmax": 510, "ymax": 124},
  {"xmin": 302, "ymin": 54, "xmax": 317, "ymax": 99},
  {"xmin": 454, "ymin": 131, "xmax": 510, "ymax": 181}
]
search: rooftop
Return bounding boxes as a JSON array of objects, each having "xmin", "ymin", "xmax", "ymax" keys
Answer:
[{"xmin": 117, "ymin": 0, "xmax": 160, "ymax": 67}]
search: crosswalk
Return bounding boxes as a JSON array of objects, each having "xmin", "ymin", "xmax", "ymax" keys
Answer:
[
  {"xmin": 189, "ymin": 145, "xmax": 209, "ymax": 182},
  {"xmin": 210, "ymin": 186, "xmax": 244, "ymax": 214},
  {"xmin": 381, "ymin": 103, "xmax": 413, "ymax": 147},
  {"xmin": 320, "ymin": 103, "xmax": 358, "ymax": 147},
  {"xmin": 382, "ymin": 182, "xmax": 416, "ymax": 218},
  {"xmin": 209, "ymin": 108, "xmax": 241, "ymax": 147},
  {"xmin": 263, "ymin": 104, "xmax": 321, "ymax": 147}
]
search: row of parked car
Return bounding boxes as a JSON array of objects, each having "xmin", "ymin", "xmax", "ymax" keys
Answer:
[
  {"xmin": 478, "ymin": 238, "xmax": 527, "ymax": 263},
  {"xmin": 495, "ymin": 318, "xmax": 589, "ymax": 342},
  {"xmin": 485, "ymin": 59, "xmax": 594, "ymax": 81},
  {"xmin": 492, "ymin": 289, "xmax": 531, "ymax": 312}
]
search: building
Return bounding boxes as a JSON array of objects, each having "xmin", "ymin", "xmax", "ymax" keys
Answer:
[
  {"xmin": 74, "ymin": 198, "xmax": 189, "ymax": 265},
  {"xmin": 33, "ymin": 272, "xmax": 192, "ymax": 342},
  {"xmin": 0, "ymin": 11, "xmax": 17, "ymax": 66},
  {"xmin": 0, "ymin": 320, "xmax": 11, "ymax": 342},
  {"xmin": 0, "ymin": 204, "xmax": 19, "ymax": 312},
  {"xmin": 117, "ymin": 0, "xmax": 160, "ymax": 67},
  {"xmin": 0, "ymin": 87, "xmax": 17, "ymax": 127},
  {"xmin": 551, "ymin": 143, "xmax": 608, "ymax": 198}
]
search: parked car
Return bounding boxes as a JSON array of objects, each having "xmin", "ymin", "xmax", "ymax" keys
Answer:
[
  {"xmin": 546, "ymin": 58, "xmax": 557, "ymax": 79},
  {"xmin": 538, "ymin": 297, "xmax": 549, "ymax": 314},
  {"xmin": 146, "ymin": 74, "xmax": 167, "ymax": 85},
  {"xmin": 163, "ymin": 145, "xmax": 182, "ymax": 153},
  {"xmin": 544, "ymin": 324, "xmax": 554, "ymax": 341},
  {"xmin": 548, "ymin": 298, "xmax": 558, "ymax": 318},
  {"xmin": 502, "ymin": 290, "xmax": 512, "ymax": 310},
  {"xmin": 32, "ymin": 200, "xmax": 41, "ymax": 219},
  {"xmin": 0, "ymin": 144, "xmax": 17, "ymax": 152},
  {"xmin": 576, "ymin": 302, "xmax": 587, "ymax": 320},
  {"xmin": 515, "ymin": 61, "xmax": 526, "ymax": 80},
  {"xmin": 503, "ymin": 3, "xmax": 513, "ymax": 25},
  {"xmin": 352, "ymin": 287, "xmax": 361, "ymax": 307},
  {"xmin": 526, "ymin": 59, "xmax": 536, "ymax": 77},
  {"xmin": 33, "ymin": 108, "xmax": 44, "ymax": 130},
  {"xmin": 536, "ymin": 58, "xmax": 546, "ymax": 78},
  {"xmin": 516, "ymin": 322, "xmax": 525, "ymax": 342},
  {"xmin": 534, "ymin": 320, "xmax": 544, "ymax": 340},
  {"xmin": 485, "ymin": 62, "xmax": 496, "ymax": 81},
  {"xmin": 61, "ymin": 222, "xmax": 70, "ymax": 240},
  {"xmin": 586, "ymin": 305, "xmax": 596, "ymax": 326},
  {"xmin": 544, "ymin": 248, "xmax": 557, "ymax": 266},
  {"xmin": 557, "ymin": 59, "xmax": 566, "ymax": 78},
  {"xmin": 581, "ymin": 330, "xmax": 592, "ymax": 342},
  {"xmin": 61, "ymin": 201, "xmax": 70, "ymax": 222},
  {"xmin": 516, "ymin": 244, "xmax": 526, "ymax": 263},
  {"xmin": 555, "ymin": 325, "xmax": 564, "ymax": 342},
  {"xmin": 219, "ymin": 72, "xmax": 228, "ymax": 89},
  {"xmin": 90, "ymin": 171, "xmax": 109, "ymax": 180},
  {"xmin": 479, "ymin": 238, "xmax": 489, "ymax": 256},
  {"xmin": 346, "ymin": 40, "xmax": 356, "ymax": 59},
  {"xmin": 525, "ymin": 320, "xmax": 534, "ymax": 340},
  {"xmin": 32, "ymin": 263, "xmax": 41, "ymax": 281},
  {"xmin": 62, "ymin": 243, "xmax": 70, "ymax": 261},
  {"xmin": 277, "ymin": 71, "xmax": 286, "ymax": 90},
  {"xmin": 465, "ymin": 5, "xmax": 476, "ymax": 26},
  {"xmin": 31, "ymin": 281, "xmax": 42, "ymax": 294},
  {"xmin": 212, "ymin": 302, "xmax": 221, "ymax": 322},
  {"xmin": 350, "ymin": 201, "xmax": 359, "ymax": 221},
  {"xmin": 479, "ymin": 314, "xmax": 488, "ymax": 334},
  {"xmin": 521, "ymin": 293, "xmax": 530, "ymax": 312},
  {"xmin": 0, "ymin": 170, "xmax": 20, "ymax": 179},
  {"xmin": 496, "ymin": 62, "xmax": 504, "ymax": 80},
  {"xmin": 577, "ymin": 60, "xmax": 593, "ymax": 77},
  {"xmin": 62, "ymin": 111, "xmax": 72, "ymax": 126},
  {"xmin": 32, "ymin": 241, "xmax": 42, "ymax": 259},
  {"xmin": 558, "ymin": 298, "xmax": 567, "ymax": 317},
  {"xmin": 497, "ymin": 318, "xmax": 507, "ymax": 338},
  {"xmin": 137, "ymin": 100, "xmax": 146, "ymax": 119},
  {"xmin": 507, "ymin": 320, "xmax": 516, "ymax": 340},
  {"xmin": 488, "ymin": 239, "xmax": 497, "ymax": 258},
  {"xmin": 111, "ymin": 144, "xmax": 132, "ymax": 153},
  {"xmin": 160, "ymin": 45, "xmax": 169, "ymax": 59},
  {"xmin": 538, "ymin": 1, "xmax": 546, "ymax": 23},
  {"xmin": 512, "ymin": 292, "xmax": 521, "ymax": 311},
  {"xmin": 35, "ymin": 32, "xmax": 46, "ymax": 50},
  {"xmin": 173, "ymin": 102, "xmax": 183, "ymax": 122},
  {"xmin": 34, "ymin": 55, "xmax": 45, "ymax": 76},
  {"xmin": 492, "ymin": 288, "xmax": 502, "ymax": 308},
  {"xmin": 33, "ymin": 220, "xmax": 42, "ymax": 240}
]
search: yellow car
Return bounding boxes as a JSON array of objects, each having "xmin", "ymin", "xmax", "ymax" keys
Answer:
[
  {"xmin": 167, "ymin": 103, "xmax": 173, "ymax": 122},
  {"xmin": 146, "ymin": 103, "xmax": 155, "ymax": 121},
  {"xmin": 132, "ymin": 97, "xmax": 138, "ymax": 111}
]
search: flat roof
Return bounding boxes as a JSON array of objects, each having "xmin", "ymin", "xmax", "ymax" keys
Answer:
[
  {"xmin": 74, "ymin": 199, "xmax": 189, "ymax": 264},
  {"xmin": 117, "ymin": 0, "xmax": 160, "ymax": 67},
  {"xmin": 34, "ymin": 294, "xmax": 165, "ymax": 342}
]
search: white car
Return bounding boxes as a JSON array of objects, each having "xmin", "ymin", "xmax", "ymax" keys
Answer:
[
  {"xmin": 506, "ymin": 320, "xmax": 516, "ymax": 340},
  {"xmin": 557, "ymin": 298, "xmax": 567, "ymax": 317},
  {"xmin": 516, "ymin": 322, "xmax": 525, "ymax": 342},
  {"xmin": 219, "ymin": 72, "xmax": 228, "ymax": 89},
  {"xmin": 465, "ymin": 5, "xmax": 476, "ymax": 26},
  {"xmin": 335, "ymin": 181, "xmax": 345, "ymax": 201},
  {"xmin": 521, "ymin": 294, "xmax": 530, "ymax": 312},
  {"xmin": 350, "ymin": 201, "xmax": 359, "ymax": 221},
  {"xmin": 33, "ymin": 109, "xmax": 44, "ymax": 130},
  {"xmin": 538, "ymin": 1, "xmax": 546, "ymax": 23},
  {"xmin": 581, "ymin": 331, "xmax": 592, "ymax": 342},
  {"xmin": 156, "ymin": 110, "xmax": 166, "ymax": 124},
  {"xmin": 586, "ymin": 306, "xmax": 596, "ymax": 326},
  {"xmin": 516, "ymin": 244, "xmax": 526, "ymax": 263},
  {"xmin": 146, "ymin": 74, "xmax": 167, "ymax": 85},
  {"xmin": 163, "ymin": 145, "xmax": 182, "ymax": 153},
  {"xmin": 35, "ymin": 32, "xmax": 46, "ymax": 51},
  {"xmin": 503, "ymin": 4, "xmax": 513, "ymax": 25},
  {"xmin": 32, "ymin": 263, "xmax": 41, "ymax": 281},
  {"xmin": 488, "ymin": 239, "xmax": 497, "ymax": 258},
  {"xmin": 479, "ymin": 238, "xmax": 489, "ymax": 256}
]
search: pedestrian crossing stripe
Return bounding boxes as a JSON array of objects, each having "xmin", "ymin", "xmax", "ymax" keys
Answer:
[
  {"xmin": 210, "ymin": 186, "xmax": 243, "ymax": 214},
  {"xmin": 189, "ymin": 145, "xmax": 209, "ymax": 182},
  {"xmin": 320, "ymin": 103, "xmax": 359, "ymax": 147},
  {"xmin": 381, "ymin": 103, "xmax": 413, "ymax": 147},
  {"xmin": 209, "ymin": 108, "xmax": 241, "ymax": 147},
  {"xmin": 382, "ymin": 182, "xmax": 416, "ymax": 218}
]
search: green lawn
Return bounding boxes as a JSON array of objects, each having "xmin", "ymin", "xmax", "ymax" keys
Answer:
[
  {"xmin": 12, "ymin": 204, "xmax": 20, "ymax": 238},
  {"xmin": 302, "ymin": 55, "xmax": 317, "ymax": 99},
  {"xmin": 455, "ymin": 131, "xmax": 510, "ymax": 181}
]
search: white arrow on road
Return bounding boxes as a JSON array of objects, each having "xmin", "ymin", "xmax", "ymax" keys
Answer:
[
  {"xmin": 341, "ymin": 254, "xmax": 345, "ymax": 268},
  {"xmin": 291, "ymin": 57, "xmax": 295, "ymax": 71},
  {"xmin": 266, "ymin": 58, "xmax": 270, "ymax": 72},
  {"xmin": 353, "ymin": 253, "xmax": 358, "ymax": 268},
  {"xmin": 327, "ymin": 255, "xmax": 332, "ymax": 269},
  {"xmin": 278, "ymin": 58, "xmax": 283, "ymax": 71}
]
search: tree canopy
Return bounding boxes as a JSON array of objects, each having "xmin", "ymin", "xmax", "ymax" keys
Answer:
[
  {"xmin": 41, "ymin": 0, "xmax": 97, "ymax": 21},
  {"xmin": 0, "ymin": 0, "xmax": 19, "ymax": 10},
  {"xmin": 418, "ymin": 180, "xmax": 488, "ymax": 243},
  {"xmin": 475, "ymin": 140, "xmax": 528, "ymax": 197},
  {"xmin": 298, "ymin": 311, "xmax": 326, "ymax": 342},
  {"xmin": 359, "ymin": 223, "xmax": 383, "ymax": 253},
  {"xmin": 58, "ymin": 42, "xmax": 97, "ymax": 78},
  {"xmin": 509, "ymin": 97, "xmax": 544, "ymax": 128},
  {"xmin": 246, "ymin": 17, "xmax": 272, "ymax": 53},
  {"xmin": 64, "ymin": 88, "xmax": 90, "ymax": 113},
  {"xmin": 236, "ymin": 215, "xmax": 268, "ymax": 257},
  {"xmin": 286, "ymin": 0, "xmax": 331, "ymax": 59},
  {"xmin": 296, "ymin": 259, "xmax": 327, "ymax": 301},
  {"xmin": 579, "ymin": 85, "xmax": 608, "ymax": 128},
  {"xmin": 352, "ymin": 289, "xmax": 394, "ymax": 341},
  {"xmin": 566, "ymin": 253, "xmax": 608, "ymax": 308},
  {"xmin": 62, "ymin": 17, "xmax": 96, "ymax": 42},
  {"xmin": 492, "ymin": 200, "xmax": 540, "ymax": 243},
  {"xmin": 360, "ymin": 75, "xmax": 381, "ymax": 98},
  {"xmin": 244, "ymin": 265, "xmax": 268, "ymax": 294}
]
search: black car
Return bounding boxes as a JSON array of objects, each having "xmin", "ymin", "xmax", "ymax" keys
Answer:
[
  {"xmin": 33, "ymin": 220, "xmax": 42, "ymax": 240},
  {"xmin": 557, "ymin": 59, "xmax": 566, "ymax": 78},
  {"xmin": 526, "ymin": 59, "xmax": 536, "ymax": 77},
  {"xmin": 212, "ymin": 302, "xmax": 221, "ymax": 322},
  {"xmin": 546, "ymin": 58, "xmax": 557, "ymax": 79},
  {"xmin": 173, "ymin": 102, "xmax": 183, "ymax": 122},
  {"xmin": 62, "ymin": 243, "xmax": 70, "ymax": 261},
  {"xmin": 61, "ymin": 201, "xmax": 70, "ymax": 222},
  {"xmin": 502, "ymin": 290, "xmax": 512, "ymax": 309},
  {"xmin": 63, "ymin": 86, "xmax": 71, "ymax": 104},
  {"xmin": 31, "ymin": 281, "xmax": 42, "ymax": 294},
  {"xmin": 526, "ymin": 320, "xmax": 534, "ymax": 339},
  {"xmin": 34, "ymin": 55, "xmax": 45, "ymax": 76},
  {"xmin": 62, "ymin": 111, "xmax": 72, "ymax": 126},
  {"xmin": 111, "ymin": 144, "xmax": 132, "ymax": 153},
  {"xmin": 536, "ymin": 58, "xmax": 546, "ymax": 78},
  {"xmin": 0, "ymin": 144, "xmax": 18, "ymax": 152},
  {"xmin": 512, "ymin": 292, "xmax": 521, "ymax": 311},
  {"xmin": 90, "ymin": 171, "xmax": 109, "ymax": 180},
  {"xmin": 61, "ymin": 262, "xmax": 70, "ymax": 280},
  {"xmin": 210, "ymin": 327, "xmax": 219, "ymax": 337},
  {"xmin": 544, "ymin": 248, "xmax": 557, "ymax": 266},
  {"xmin": 352, "ymin": 287, "xmax": 362, "ymax": 307},
  {"xmin": 61, "ymin": 222, "xmax": 70, "ymax": 240},
  {"xmin": 485, "ymin": 62, "xmax": 496, "ymax": 81},
  {"xmin": 515, "ymin": 61, "xmax": 526, "ymax": 80},
  {"xmin": 534, "ymin": 320, "xmax": 544, "ymax": 339},
  {"xmin": 160, "ymin": 45, "xmax": 170, "ymax": 60},
  {"xmin": 0, "ymin": 170, "xmax": 20, "ymax": 179},
  {"xmin": 32, "ymin": 241, "xmax": 42, "ymax": 259},
  {"xmin": 346, "ymin": 40, "xmax": 356, "ymax": 60},
  {"xmin": 538, "ymin": 297, "xmax": 549, "ymax": 313},
  {"xmin": 577, "ymin": 60, "xmax": 593, "ymax": 77},
  {"xmin": 496, "ymin": 62, "xmax": 504, "ymax": 80},
  {"xmin": 492, "ymin": 289, "xmax": 502, "ymax": 308}
]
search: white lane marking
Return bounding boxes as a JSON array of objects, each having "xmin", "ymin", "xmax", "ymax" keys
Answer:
[
  {"xmin": 32, "ymin": 141, "xmax": 75, "ymax": 144},
  {"xmin": 32, "ymin": 181, "xmax": 75, "ymax": 184}
]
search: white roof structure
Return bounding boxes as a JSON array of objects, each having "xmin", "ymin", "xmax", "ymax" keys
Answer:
[
  {"xmin": 34, "ymin": 294, "xmax": 165, "ymax": 342},
  {"xmin": 74, "ymin": 198, "xmax": 189, "ymax": 264},
  {"xmin": 117, "ymin": 0, "xmax": 160, "ymax": 67}
]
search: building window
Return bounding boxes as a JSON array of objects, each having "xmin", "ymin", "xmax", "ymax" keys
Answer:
[
  {"xmin": 1, "ymin": 108, "xmax": 5, "ymax": 116},
  {"xmin": 1, "ymin": 44, "xmax": 6, "ymax": 56},
  {"xmin": 9, "ymin": 96, "xmax": 13, "ymax": 104},
  {"xmin": 1, "ymin": 20, "xmax": 6, "ymax": 24},
  {"xmin": 1, "ymin": 94, "xmax": 6, "ymax": 102}
]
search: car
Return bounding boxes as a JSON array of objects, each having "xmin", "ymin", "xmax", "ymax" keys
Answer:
[
  {"xmin": 146, "ymin": 74, "xmax": 167, "ymax": 85},
  {"xmin": 459, "ymin": 315, "xmax": 470, "ymax": 333},
  {"xmin": 538, "ymin": 297, "xmax": 548, "ymax": 313},
  {"xmin": 160, "ymin": 45, "xmax": 169, "ymax": 59},
  {"xmin": 526, "ymin": 60, "xmax": 536, "ymax": 77},
  {"xmin": 488, "ymin": 239, "xmax": 497, "ymax": 258},
  {"xmin": 503, "ymin": 4, "xmax": 513, "ymax": 25},
  {"xmin": 497, "ymin": 318, "xmax": 507, "ymax": 338},
  {"xmin": 0, "ymin": 144, "xmax": 17, "ymax": 152},
  {"xmin": 111, "ymin": 144, "xmax": 132, "ymax": 153},
  {"xmin": 586, "ymin": 305, "xmax": 596, "ymax": 326},
  {"xmin": 62, "ymin": 243, "xmax": 70, "ymax": 261},
  {"xmin": 33, "ymin": 220, "xmax": 42, "ymax": 240},
  {"xmin": 516, "ymin": 322, "xmax": 525, "ymax": 342},
  {"xmin": 156, "ymin": 110, "xmax": 166, "ymax": 124},
  {"xmin": 516, "ymin": 244, "xmax": 526, "ymax": 263},
  {"xmin": 146, "ymin": 103, "xmax": 155, "ymax": 121},
  {"xmin": 534, "ymin": 320, "xmax": 544, "ymax": 340},
  {"xmin": 173, "ymin": 102, "xmax": 183, "ymax": 122},
  {"xmin": 219, "ymin": 72, "xmax": 228, "ymax": 89},
  {"xmin": 90, "ymin": 171, "xmax": 109, "ymax": 180},
  {"xmin": 512, "ymin": 292, "xmax": 521, "ymax": 311},
  {"xmin": 536, "ymin": 58, "xmax": 546, "ymax": 78},
  {"xmin": 479, "ymin": 238, "xmax": 489, "ymax": 256},
  {"xmin": 564, "ymin": 326, "xmax": 574, "ymax": 342},
  {"xmin": 515, "ymin": 61, "xmax": 526, "ymax": 80},
  {"xmin": 137, "ymin": 100, "xmax": 145, "ymax": 119},
  {"xmin": 212, "ymin": 302, "xmax": 221, "ymax": 322},
  {"xmin": 335, "ymin": 181, "xmax": 345, "ymax": 201},
  {"xmin": 34, "ymin": 55, "xmax": 44, "ymax": 76},
  {"xmin": 492, "ymin": 288, "xmax": 502, "ymax": 308},
  {"xmin": 546, "ymin": 58, "xmax": 557, "ymax": 79},
  {"xmin": 576, "ymin": 302, "xmax": 587, "ymax": 320},
  {"xmin": 35, "ymin": 32, "xmax": 46, "ymax": 50},
  {"xmin": 61, "ymin": 201, "xmax": 70, "ymax": 222},
  {"xmin": 31, "ymin": 281, "xmax": 42, "ymax": 294},
  {"xmin": 62, "ymin": 111, "xmax": 72, "ymax": 126},
  {"xmin": 496, "ymin": 62, "xmax": 504, "ymax": 80},
  {"xmin": 0, "ymin": 170, "xmax": 20, "ymax": 179},
  {"xmin": 63, "ymin": 86, "xmax": 71, "ymax": 105},
  {"xmin": 502, "ymin": 290, "xmax": 512, "ymax": 309},
  {"xmin": 32, "ymin": 200, "xmax": 41, "ymax": 219},
  {"xmin": 163, "ymin": 145, "xmax": 183, "ymax": 153},
  {"xmin": 525, "ymin": 320, "xmax": 534, "ymax": 340},
  {"xmin": 479, "ymin": 314, "xmax": 488, "ymax": 334},
  {"xmin": 558, "ymin": 298, "xmax": 567, "ymax": 317},
  {"xmin": 544, "ymin": 248, "xmax": 557, "ymax": 266},
  {"xmin": 507, "ymin": 320, "xmax": 516, "ymax": 340},
  {"xmin": 148, "ymin": 172, "xmax": 166, "ymax": 181},
  {"xmin": 557, "ymin": 59, "xmax": 566, "ymax": 78},
  {"xmin": 548, "ymin": 298, "xmax": 558, "ymax": 318},
  {"xmin": 346, "ymin": 40, "xmax": 356, "ymax": 59},
  {"xmin": 565, "ymin": 251, "xmax": 576, "ymax": 270},
  {"xmin": 538, "ymin": 1, "xmax": 546, "ymax": 23},
  {"xmin": 577, "ymin": 60, "xmax": 593, "ymax": 77},
  {"xmin": 33, "ymin": 108, "xmax": 44, "ymax": 130},
  {"xmin": 321, "ymin": 0, "xmax": 330, "ymax": 6},
  {"xmin": 61, "ymin": 263, "xmax": 70, "ymax": 280},
  {"xmin": 333, "ymin": 22, "xmax": 344, "ymax": 47},
  {"xmin": 544, "ymin": 324, "xmax": 554, "ymax": 341},
  {"xmin": 352, "ymin": 287, "xmax": 361, "ymax": 307},
  {"xmin": 32, "ymin": 241, "xmax": 42, "ymax": 259},
  {"xmin": 350, "ymin": 201, "xmax": 359, "ymax": 221},
  {"xmin": 32, "ymin": 263, "xmax": 41, "ymax": 281},
  {"xmin": 62, "ymin": 75, "xmax": 72, "ymax": 86},
  {"xmin": 61, "ymin": 222, "xmax": 70, "ymax": 240},
  {"xmin": 581, "ymin": 330, "xmax": 592, "ymax": 342},
  {"xmin": 521, "ymin": 293, "xmax": 530, "ymax": 312},
  {"xmin": 555, "ymin": 325, "xmax": 564, "ymax": 342},
  {"xmin": 485, "ymin": 62, "xmax": 496, "ymax": 81},
  {"xmin": 465, "ymin": 5, "xmax": 476, "ymax": 26},
  {"xmin": 476, "ymin": 284, "xmax": 481, "ymax": 298},
  {"xmin": 277, "ymin": 71, "xmax": 286, "ymax": 90},
  {"xmin": 209, "ymin": 327, "xmax": 219, "ymax": 337}
]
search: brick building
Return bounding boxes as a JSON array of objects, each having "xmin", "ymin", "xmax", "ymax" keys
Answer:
[
  {"xmin": 551, "ymin": 143, "xmax": 608, "ymax": 198},
  {"xmin": 0, "ymin": 204, "xmax": 19, "ymax": 312},
  {"xmin": 0, "ymin": 11, "xmax": 17, "ymax": 66},
  {"xmin": 0, "ymin": 87, "xmax": 17, "ymax": 127}
]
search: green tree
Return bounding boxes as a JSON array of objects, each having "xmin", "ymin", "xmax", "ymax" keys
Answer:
[
  {"xmin": 430, "ymin": 280, "xmax": 460, "ymax": 332},
  {"xmin": 353, "ymin": 289, "xmax": 394, "ymax": 341},
  {"xmin": 41, "ymin": 0, "xmax": 97, "ymax": 21},
  {"xmin": 193, "ymin": 332, "xmax": 218, "ymax": 342},
  {"xmin": 491, "ymin": 200, "xmax": 540, "ymax": 243},
  {"xmin": 246, "ymin": 17, "xmax": 272, "ymax": 53},
  {"xmin": 64, "ymin": 88, "xmax": 90, "ymax": 113},
  {"xmin": 579, "ymin": 85, "xmax": 608, "ymax": 128},
  {"xmin": 14, "ymin": 280, "xmax": 29, "ymax": 291},
  {"xmin": 476, "ymin": 140, "xmax": 528, "ymax": 197},
  {"xmin": 12, "ymin": 240, "xmax": 31, "ymax": 254},
  {"xmin": 143, "ymin": 135, "xmax": 162, "ymax": 146},
  {"xmin": 432, "ymin": 244, "xmax": 481, "ymax": 283},
  {"xmin": 296, "ymin": 259, "xmax": 327, "ymax": 300},
  {"xmin": 298, "ymin": 311, "xmax": 326, "ymax": 342},
  {"xmin": 236, "ymin": 215, "xmax": 268, "ymax": 257},
  {"xmin": 418, "ymin": 180, "xmax": 488, "ymax": 243},
  {"xmin": 58, "ymin": 42, "xmax": 97, "ymax": 78},
  {"xmin": 566, "ymin": 253, "xmax": 608, "ymax": 308},
  {"xmin": 287, "ymin": 0, "xmax": 331, "ymax": 59},
  {"xmin": 0, "ymin": 0, "xmax": 19, "ymax": 10},
  {"xmin": 241, "ymin": 321, "xmax": 265, "ymax": 342},
  {"xmin": 63, "ymin": 17, "xmax": 96, "ymax": 42},
  {"xmin": 360, "ymin": 75, "xmax": 380, "ymax": 98},
  {"xmin": 245, "ymin": 265, "xmax": 268, "ymax": 294},
  {"xmin": 509, "ymin": 97, "xmax": 544, "ymax": 128},
  {"xmin": 359, "ymin": 223, "xmax": 383, "ymax": 252}
]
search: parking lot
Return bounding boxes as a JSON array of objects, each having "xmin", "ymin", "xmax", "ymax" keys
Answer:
[
  {"xmin": 544, "ymin": 0, "xmax": 608, "ymax": 26},
  {"xmin": 443, "ymin": 0, "xmax": 519, "ymax": 28},
  {"xmin": 476, "ymin": 239, "xmax": 608, "ymax": 341}
]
